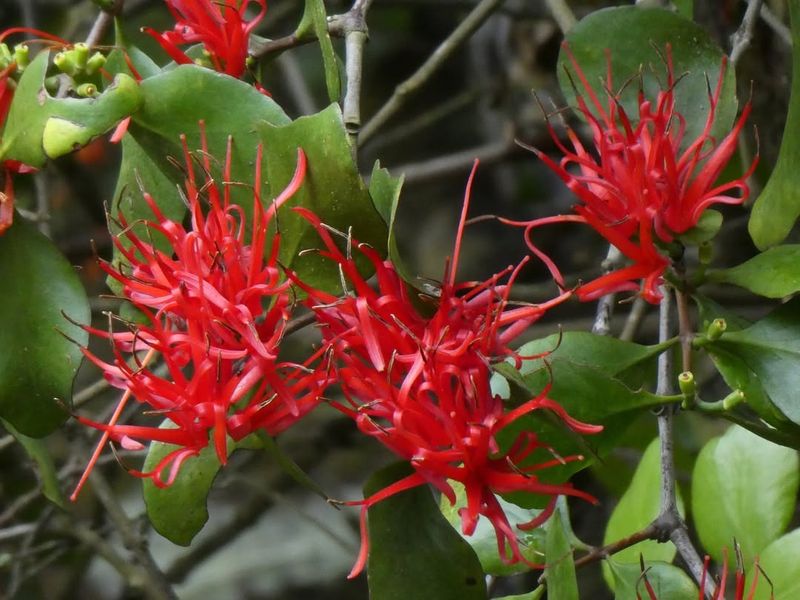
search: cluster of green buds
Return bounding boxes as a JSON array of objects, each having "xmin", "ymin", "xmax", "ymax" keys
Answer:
[
  {"xmin": 53, "ymin": 43, "xmax": 106, "ymax": 96},
  {"xmin": 0, "ymin": 42, "xmax": 29, "ymax": 73}
]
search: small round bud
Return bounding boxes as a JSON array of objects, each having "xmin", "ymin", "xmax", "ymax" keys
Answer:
[
  {"xmin": 76, "ymin": 82, "xmax": 98, "ymax": 97},
  {"xmin": 698, "ymin": 242, "xmax": 713, "ymax": 266},
  {"xmin": 706, "ymin": 318, "xmax": 727, "ymax": 341},
  {"xmin": 678, "ymin": 371, "xmax": 695, "ymax": 398},
  {"xmin": 85, "ymin": 52, "xmax": 106, "ymax": 75},
  {"xmin": 73, "ymin": 43, "xmax": 89, "ymax": 69},
  {"xmin": 722, "ymin": 390, "xmax": 745, "ymax": 410}
]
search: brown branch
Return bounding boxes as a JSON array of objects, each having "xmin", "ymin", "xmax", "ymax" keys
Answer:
[{"xmin": 573, "ymin": 523, "xmax": 658, "ymax": 570}]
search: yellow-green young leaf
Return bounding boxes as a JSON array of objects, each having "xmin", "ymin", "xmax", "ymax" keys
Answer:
[
  {"xmin": 754, "ymin": 529, "xmax": 800, "ymax": 600},
  {"xmin": 366, "ymin": 462, "xmax": 486, "ymax": 600},
  {"xmin": 749, "ymin": 0, "xmax": 800, "ymax": 248},
  {"xmin": 602, "ymin": 438, "xmax": 685, "ymax": 591},
  {"xmin": 692, "ymin": 425, "xmax": 799, "ymax": 567},
  {"xmin": 0, "ymin": 217, "xmax": 89, "ymax": 437},
  {"xmin": 545, "ymin": 510, "xmax": 578, "ymax": 600},
  {"xmin": 0, "ymin": 51, "xmax": 142, "ymax": 166},
  {"xmin": 706, "ymin": 245, "xmax": 800, "ymax": 298},
  {"xmin": 608, "ymin": 560, "xmax": 697, "ymax": 600}
]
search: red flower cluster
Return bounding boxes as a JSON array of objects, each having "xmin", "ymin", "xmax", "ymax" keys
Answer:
[
  {"xmin": 639, "ymin": 553, "xmax": 764, "ymax": 599},
  {"xmin": 293, "ymin": 163, "xmax": 601, "ymax": 578},
  {"xmin": 506, "ymin": 45, "xmax": 755, "ymax": 303},
  {"xmin": 144, "ymin": 0, "xmax": 266, "ymax": 77},
  {"xmin": 72, "ymin": 126, "xmax": 321, "ymax": 498}
]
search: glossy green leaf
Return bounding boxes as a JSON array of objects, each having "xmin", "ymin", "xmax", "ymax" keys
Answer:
[
  {"xmin": 1, "ymin": 418, "xmax": 65, "ymax": 507},
  {"xmin": 754, "ymin": 528, "xmax": 800, "ymax": 600},
  {"xmin": 111, "ymin": 64, "xmax": 387, "ymax": 294},
  {"xmin": 298, "ymin": 0, "xmax": 341, "ymax": 103},
  {"xmin": 0, "ymin": 217, "xmax": 89, "ymax": 437},
  {"xmin": 749, "ymin": 0, "xmax": 800, "ymax": 248},
  {"xmin": 692, "ymin": 425, "xmax": 799, "ymax": 566},
  {"xmin": 706, "ymin": 245, "xmax": 800, "ymax": 298},
  {"xmin": 439, "ymin": 479, "xmax": 546, "ymax": 576},
  {"xmin": 0, "ymin": 51, "xmax": 143, "ymax": 167},
  {"xmin": 256, "ymin": 104, "xmax": 388, "ymax": 292},
  {"xmin": 143, "ymin": 426, "xmax": 262, "ymax": 546},
  {"xmin": 708, "ymin": 297, "xmax": 800, "ymax": 425},
  {"xmin": 493, "ymin": 589, "xmax": 544, "ymax": 600},
  {"xmin": 694, "ymin": 293, "xmax": 752, "ymax": 332},
  {"xmin": 497, "ymin": 357, "xmax": 676, "ymax": 508},
  {"xmin": 608, "ymin": 560, "xmax": 697, "ymax": 600},
  {"xmin": 602, "ymin": 439, "xmax": 685, "ymax": 590},
  {"xmin": 369, "ymin": 160, "xmax": 413, "ymax": 282},
  {"xmin": 545, "ymin": 509, "xmax": 578, "ymax": 600},
  {"xmin": 559, "ymin": 6, "xmax": 736, "ymax": 145},
  {"xmin": 366, "ymin": 462, "xmax": 487, "ymax": 600}
]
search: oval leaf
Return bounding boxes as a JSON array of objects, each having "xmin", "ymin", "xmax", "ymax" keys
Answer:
[
  {"xmin": 754, "ymin": 528, "xmax": 800, "ymax": 600},
  {"xmin": 0, "ymin": 216, "xmax": 89, "ymax": 437},
  {"xmin": 366, "ymin": 462, "xmax": 487, "ymax": 600},
  {"xmin": 559, "ymin": 6, "xmax": 736, "ymax": 144},
  {"xmin": 608, "ymin": 560, "xmax": 697, "ymax": 600},
  {"xmin": 706, "ymin": 245, "xmax": 800, "ymax": 298},
  {"xmin": 602, "ymin": 438, "xmax": 685, "ymax": 590},
  {"xmin": 709, "ymin": 297, "xmax": 800, "ymax": 425},
  {"xmin": 749, "ymin": 0, "xmax": 800, "ymax": 249},
  {"xmin": 692, "ymin": 425, "xmax": 799, "ymax": 566},
  {"xmin": 440, "ymin": 479, "xmax": 546, "ymax": 576}
]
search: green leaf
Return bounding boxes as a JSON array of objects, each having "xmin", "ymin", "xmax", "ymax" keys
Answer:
[
  {"xmin": 692, "ymin": 425, "xmax": 799, "ymax": 566},
  {"xmin": 0, "ymin": 51, "xmax": 143, "ymax": 166},
  {"xmin": 602, "ymin": 439, "xmax": 685, "ymax": 590},
  {"xmin": 366, "ymin": 462, "xmax": 487, "ymax": 600},
  {"xmin": 1, "ymin": 418, "xmax": 65, "ymax": 507},
  {"xmin": 111, "ymin": 64, "xmax": 387, "ymax": 294},
  {"xmin": 677, "ymin": 209, "xmax": 722, "ymax": 245},
  {"xmin": 694, "ymin": 293, "xmax": 752, "ymax": 332},
  {"xmin": 0, "ymin": 216, "xmax": 89, "ymax": 437},
  {"xmin": 369, "ymin": 160, "xmax": 413, "ymax": 282},
  {"xmin": 493, "ymin": 589, "xmax": 544, "ymax": 600},
  {"xmin": 545, "ymin": 509, "xmax": 578, "ymax": 600},
  {"xmin": 754, "ymin": 528, "xmax": 800, "ymax": 600},
  {"xmin": 143, "ymin": 425, "xmax": 260, "ymax": 546},
  {"xmin": 256, "ymin": 104, "xmax": 388, "ymax": 292},
  {"xmin": 439, "ymin": 479, "xmax": 546, "ymax": 576},
  {"xmin": 497, "ymin": 357, "xmax": 675, "ymax": 507},
  {"xmin": 708, "ymin": 297, "xmax": 800, "ymax": 425},
  {"xmin": 559, "ymin": 6, "xmax": 736, "ymax": 145},
  {"xmin": 673, "ymin": 0, "xmax": 694, "ymax": 19},
  {"xmin": 608, "ymin": 560, "xmax": 697, "ymax": 600},
  {"xmin": 298, "ymin": 0, "xmax": 341, "ymax": 103},
  {"xmin": 749, "ymin": 0, "xmax": 800, "ymax": 248},
  {"xmin": 706, "ymin": 245, "xmax": 800, "ymax": 298}
]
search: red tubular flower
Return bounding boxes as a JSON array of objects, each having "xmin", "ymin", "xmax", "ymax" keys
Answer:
[
  {"xmin": 697, "ymin": 552, "xmax": 765, "ymax": 600},
  {"xmin": 293, "ymin": 162, "xmax": 601, "ymax": 578},
  {"xmin": 504, "ymin": 44, "xmax": 755, "ymax": 303},
  {"xmin": 71, "ymin": 126, "xmax": 321, "ymax": 498},
  {"xmin": 143, "ymin": 0, "xmax": 266, "ymax": 77}
]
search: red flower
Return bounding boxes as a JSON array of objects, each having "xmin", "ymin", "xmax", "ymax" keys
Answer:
[
  {"xmin": 144, "ymin": 0, "xmax": 266, "ymax": 77},
  {"xmin": 71, "ymin": 125, "xmax": 321, "ymax": 498},
  {"xmin": 293, "ymin": 163, "xmax": 601, "ymax": 578},
  {"xmin": 504, "ymin": 45, "xmax": 755, "ymax": 303}
]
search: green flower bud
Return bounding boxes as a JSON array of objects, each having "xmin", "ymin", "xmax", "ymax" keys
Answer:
[
  {"xmin": 73, "ymin": 43, "xmax": 89, "ymax": 69},
  {"xmin": 13, "ymin": 44, "xmax": 29, "ymax": 71},
  {"xmin": 85, "ymin": 52, "xmax": 106, "ymax": 75},
  {"xmin": 0, "ymin": 43, "xmax": 12, "ymax": 69},
  {"xmin": 54, "ymin": 51, "xmax": 78, "ymax": 77},
  {"xmin": 698, "ymin": 241, "xmax": 713, "ymax": 266},
  {"xmin": 678, "ymin": 371, "xmax": 695, "ymax": 397},
  {"xmin": 722, "ymin": 390, "xmax": 745, "ymax": 411},
  {"xmin": 76, "ymin": 82, "xmax": 98, "ymax": 97},
  {"xmin": 706, "ymin": 318, "xmax": 727, "ymax": 341}
]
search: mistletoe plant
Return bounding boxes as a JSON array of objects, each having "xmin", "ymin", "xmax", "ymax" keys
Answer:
[{"xmin": 2, "ymin": 1, "xmax": 800, "ymax": 599}]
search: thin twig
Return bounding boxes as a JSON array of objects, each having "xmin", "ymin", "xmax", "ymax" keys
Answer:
[
  {"xmin": 592, "ymin": 246, "xmax": 622, "ymax": 336},
  {"xmin": 620, "ymin": 297, "xmax": 649, "ymax": 342},
  {"xmin": 573, "ymin": 523, "xmax": 658, "ymax": 569},
  {"xmin": 730, "ymin": 0, "xmax": 764, "ymax": 66},
  {"xmin": 358, "ymin": 0, "xmax": 506, "ymax": 146},
  {"xmin": 85, "ymin": 0, "xmax": 124, "ymax": 49},
  {"xmin": 758, "ymin": 1, "xmax": 792, "ymax": 48},
  {"xmin": 543, "ymin": 0, "xmax": 577, "ymax": 34},
  {"xmin": 340, "ymin": 1, "xmax": 374, "ymax": 147},
  {"xmin": 89, "ymin": 471, "xmax": 178, "ymax": 600}
]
